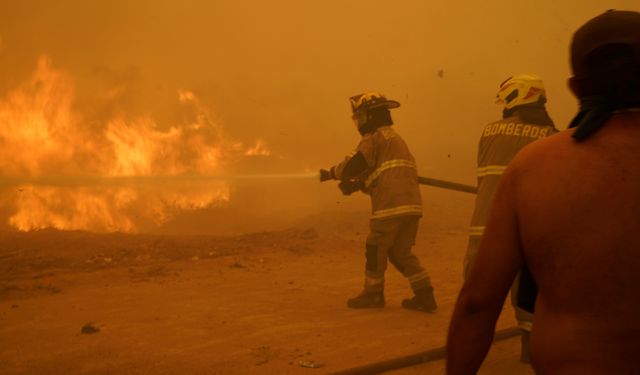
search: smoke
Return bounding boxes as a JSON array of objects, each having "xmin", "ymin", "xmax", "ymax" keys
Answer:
[{"xmin": 1, "ymin": 0, "xmax": 639, "ymax": 233}]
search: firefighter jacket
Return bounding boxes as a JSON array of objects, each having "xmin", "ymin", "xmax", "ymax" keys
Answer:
[
  {"xmin": 333, "ymin": 126, "xmax": 422, "ymax": 220},
  {"xmin": 469, "ymin": 115, "xmax": 558, "ymax": 238}
]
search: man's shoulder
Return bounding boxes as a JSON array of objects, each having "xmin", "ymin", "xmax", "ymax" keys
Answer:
[{"xmin": 509, "ymin": 129, "xmax": 573, "ymax": 169}]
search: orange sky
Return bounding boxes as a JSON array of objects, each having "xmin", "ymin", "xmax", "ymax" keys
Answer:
[{"xmin": 0, "ymin": 1, "xmax": 639, "ymax": 232}]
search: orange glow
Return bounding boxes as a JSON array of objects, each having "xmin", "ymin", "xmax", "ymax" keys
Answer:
[
  {"xmin": 9, "ymin": 186, "xmax": 139, "ymax": 232},
  {"xmin": 0, "ymin": 57, "xmax": 82, "ymax": 176},
  {"xmin": 0, "ymin": 57, "xmax": 269, "ymax": 232},
  {"xmin": 245, "ymin": 139, "xmax": 271, "ymax": 157}
]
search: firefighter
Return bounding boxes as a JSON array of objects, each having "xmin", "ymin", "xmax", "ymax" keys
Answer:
[
  {"xmin": 319, "ymin": 92, "xmax": 436, "ymax": 312},
  {"xmin": 464, "ymin": 75, "xmax": 558, "ymax": 362}
]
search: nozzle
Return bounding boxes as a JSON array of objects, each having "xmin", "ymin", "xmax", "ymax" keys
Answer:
[{"xmin": 319, "ymin": 169, "xmax": 332, "ymax": 182}]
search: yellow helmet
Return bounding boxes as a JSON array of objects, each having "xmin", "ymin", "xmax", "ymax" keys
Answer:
[
  {"xmin": 349, "ymin": 92, "xmax": 400, "ymax": 118},
  {"xmin": 496, "ymin": 75, "xmax": 546, "ymax": 109}
]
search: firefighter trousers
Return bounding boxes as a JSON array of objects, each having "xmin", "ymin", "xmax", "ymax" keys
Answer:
[{"xmin": 363, "ymin": 215, "xmax": 432, "ymax": 294}]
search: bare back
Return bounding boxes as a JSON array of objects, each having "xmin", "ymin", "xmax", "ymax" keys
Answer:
[{"xmin": 512, "ymin": 113, "xmax": 640, "ymax": 373}]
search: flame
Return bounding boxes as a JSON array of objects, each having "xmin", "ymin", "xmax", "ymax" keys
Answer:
[
  {"xmin": 105, "ymin": 117, "xmax": 183, "ymax": 176},
  {"xmin": 245, "ymin": 139, "xmax": 271, "ymax": 157},
  {"xmin": 0, "ymin": 57, "xmax": 84, "ymax": 176},
  {"xmin": 0, "ymin": 57, "xmax": 269, "ymax": 232},
  {"xmin": 9, "ymin": 186, "xmax": 139, "ymax": 232}
]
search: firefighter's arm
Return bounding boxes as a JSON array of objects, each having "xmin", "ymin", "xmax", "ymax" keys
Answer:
[
  {"xmin": 331, "ymin": 152, "xmax": 368, "ymax": 195},
  {"xmin": 320, "ymin": 151, "xmax": 368, "ymax": 182},
  {"xmin": 335, "ymin": 152, "xmax": 368, "ymax": 181},
  {"xmin": 337, "ymin": 180, "xmax": 363, "ymax": 195},
  {"xmin": 446, "ymin": 166, "xmax": 523, "ymax": 374}
]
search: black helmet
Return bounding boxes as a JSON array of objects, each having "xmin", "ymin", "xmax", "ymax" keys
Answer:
[{"xmin": 349, "ymin": 92, "xmax": 400, "ymax": 118}]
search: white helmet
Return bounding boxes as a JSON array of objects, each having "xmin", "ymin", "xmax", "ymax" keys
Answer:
[{"xmin": 496, "ymin": 74, "xmax": 546, "ymax": 109}]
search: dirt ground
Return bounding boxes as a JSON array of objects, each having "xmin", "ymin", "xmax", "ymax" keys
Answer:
[{"xmin": 0, "ymin": 188, "xmax": 534, "ymax": 374}]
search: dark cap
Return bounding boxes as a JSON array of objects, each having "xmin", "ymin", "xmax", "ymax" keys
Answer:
[{"xmin": 571, "ymin": 10, "xmax": 640, "ymax": 77}]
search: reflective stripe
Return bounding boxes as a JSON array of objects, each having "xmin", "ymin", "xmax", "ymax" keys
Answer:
[
  {"xmin": 469, "ymin": 226, "xmax": 485, "ymax": 236},
  {"xmin": 365, "ymin": 276, "xmax": 384, "ymax": 288},
  {"xmin": 365, "ymin": 159, "xmax": 416, "ymax": 187},
  {"xmin": 613, "ymin": 108, "xmax": 640, "ymax": 114},
  {"xmin": 518, "ymin": 320, "xmax": 533, "ymax": 331},
  {"xmin": 408, "ymin": 270, "xmax": 430, "ymax": 284},
  {"xmin": 477, "ymin": 165, "xmax": 507, "ymax": 177},
  {"xmin": 371, "ymin": 204, "xmax": 422, "ymax": 219}
]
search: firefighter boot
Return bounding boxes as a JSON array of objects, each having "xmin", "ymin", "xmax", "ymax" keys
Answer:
[
  {"xmin": 402, "ymin": 287, "xmax": 437, "ymax": 313},
  {"xmin": 347, "ymin": 290, "xmax": 385, "ymax": 308},
  {"xmin": 520, "ymin": 329, "xmax": 532, "ymax": 363}
]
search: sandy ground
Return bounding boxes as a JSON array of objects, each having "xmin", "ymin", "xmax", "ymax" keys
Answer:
[{"xmin": 0, "ymin": 188, "xmax": 534, "ymax": 374}]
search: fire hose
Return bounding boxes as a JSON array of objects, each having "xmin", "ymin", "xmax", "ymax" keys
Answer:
[
  {"xmin": 416, "ymin": 176, "xmax": 477, "ymax": 194},
  {"xmin": 329, "ymin": 327, "xmax": 521, "ymax": 374},
  {"xmin": 319, "ymin": 168, "xmax": 477, "ymax": 195}
]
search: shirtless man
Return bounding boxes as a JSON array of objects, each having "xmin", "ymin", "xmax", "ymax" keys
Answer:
[{"xmin": 447, "ymin": 10, "xmax": 640, "ymax": 374}]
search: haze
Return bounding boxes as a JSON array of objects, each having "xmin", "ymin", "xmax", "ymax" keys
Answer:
[
  {"xmin": 2, "ymin": 2, "xmax": 640, "ymax": 373},
  {"xmin": 1, "ymin": 0, "xmax": 638, "ymax": 233}
]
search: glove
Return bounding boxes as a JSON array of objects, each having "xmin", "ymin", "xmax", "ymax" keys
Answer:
[
  {"xmin": 338, "ymin": 180, "xmax": 361, "ymax": 196},
  {"xmin": 319, "ymin": 168, "xmax": 333, "ymax": 182}
]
